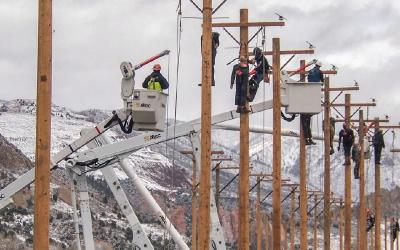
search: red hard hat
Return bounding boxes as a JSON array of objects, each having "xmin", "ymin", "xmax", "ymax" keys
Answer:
[{"xmin": 153, "ymin": 64, "xmax": 161, "ymax": 71}]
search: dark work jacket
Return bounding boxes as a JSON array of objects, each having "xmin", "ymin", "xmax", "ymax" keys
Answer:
[
  {"xmin": 373, "ymin": 131, "xmax": 385, "ymax": 148},
  {"xmin": 339, "ymin": 128, "xmax": 355, "ymax": 146},
  {"xmin": 307, "ymin": 66, "xmax": 324, "ymax": 82},
  {"xmin": 142, "ymin": 71, "xmax": 169, "ymax": 90},
  {"xmin": 231, "ymin": 64, "xmax": 249, "ymax": 86},
  {"xmin": 254, "ymin": 55, "xmax": 269, "ymax": 75}
]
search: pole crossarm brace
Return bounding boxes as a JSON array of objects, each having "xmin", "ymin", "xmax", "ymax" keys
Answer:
[
  {"xmin": 250, "ymin": 173, "xmax": 273, "ymax": 177},
  {"xmin": 282, "ymin": 183, "xmax": 299, "ymax": 187},
  {"xmin": 330, "ymin": 103, "xmax": 376, "ymax": 107},
  {"xmin": 212, "ymin": 21, "xmax": 285, "ymax": 27},
  {"xmin": 390, "ymin": 149, "xmax": 400, "ymax": 153},
  {"xmin": 287, "ymin": 70, "xmax": 337, "ymax": 75},
  {"xmin": 334, "ymin": 119, "xmax": 389, "ymax": 123},
  {"xmin": 179, "ymin": 150, "xmax": 224, "ymax": 155},
  {"xmin": 281, "ymin": 187, "xmax": 298, "ymax": 203},
  {"xmin": 325, "ymin": 86, "xmax": 360, "ymax": 92},
  {"xmin": 379, "ymin": 125, "xmax": 400, "ymax": 129},
  {"xmin": 263, "ymin": 178, "xmax": 291, "ymax": 182},
  {"xmin": 217, "ymin": 166, "xmax": 240, "ymax": 170},
  {"xmin": 307, "ymin": 197, "xmax": 324, "ymax": 216},
  {"xmin": 249, "ymin": 49, "xmax": 314, "ymax": 56}
]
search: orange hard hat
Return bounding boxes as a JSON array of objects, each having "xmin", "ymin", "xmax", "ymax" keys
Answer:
[{"xmin": 153, "ymin": 64, "xmax": 161, "ymax": 71}]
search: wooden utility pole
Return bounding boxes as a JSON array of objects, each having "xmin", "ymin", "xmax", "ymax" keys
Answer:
[
  {"xmin": 272, "ymin": 37, "xmax": 282, "ymax": 250},
  {"xmin": 385, "ymin": 217, "xmax": 387, "ymax": 250},
  {"xmin": 299, "ymin": 60, "xmax": 308, "ymax": 250},
  {"xmin": 198, "ymin": 0, "xmax": 212, "ymax": 247},
  {"xmin": 359, "ymin": 110, "xmax": 367, "ymax": 250},
  {"xmin": 313, "ymin": 194, "xmax": 318, "ymax": 250},
  {"xmin": 375, "ymin": 117, "xmax": 382, "ymax": 250},
  {"xmin": 340, "ymin": 201, "xmax": 344, "ymax": 250},
  {"xmin": 238, "ymin": 8, "xmax": 250, "ymax": 250},
  {"xmin": 344, "ymin": 94, "xmax": 352, "ymax": 250},
  {"xmin": 257, "ymin": 177, "xmax": 262, "ymax": 250},
  {"xmin": 371, "ymin": 228, "xmax": 375, "ymax": 249},
  {"xmin": 265, "ymin": 215, "xmax": 270, "ymax": 250},
  {"xmin": 323, "ymin": 77, "xmax": 331, "ymax": 250},
  {"xmin": 290, "ymin": 191, "xmax": 296, "ymax": 250},
  {"xmin": 33, "ymin": 0, "xmax": 52, "ymax": 249},
  {"xmin": 192, "ymin": 158, "xmax": 198, "ymax": 250}
]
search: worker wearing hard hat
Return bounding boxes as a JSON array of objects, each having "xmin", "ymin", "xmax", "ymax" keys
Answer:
[
  {"xmin": 301, "ymin": 61, "xmax": 324, "ymax": 145},
  {"xmin": 142, "ymin": 64, "xmax": 169, "ymax": 91}
]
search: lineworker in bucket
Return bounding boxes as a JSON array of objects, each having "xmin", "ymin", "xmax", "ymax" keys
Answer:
[
  {"xmin": 373, "ymin": 128, "xmax": 385, "ymax": 164},
  {"xmin": 338, "ymin": 123, "xmax": 355, "ymax": 165},
  {"xmin": 231, "ymin": 56, "xmax": 250, "ymax": 113},
  {"xmin": 301, "ymin": 61, "xmax": 324, "ymax": 145},
  {"xmin": 248, "ymin": 47, "xmax": 270, "ymax": 102},
  {"xmin": 142, "ymin": 64, "xmax": 169, "ymax": 91}
]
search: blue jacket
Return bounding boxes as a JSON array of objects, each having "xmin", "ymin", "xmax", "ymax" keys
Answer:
[{"xmin": 307, "ymin": 66, "xmax": 324, "ymax": 82}]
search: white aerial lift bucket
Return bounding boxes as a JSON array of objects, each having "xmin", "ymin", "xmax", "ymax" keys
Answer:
[
  {"xmin": 280, "ymin": 71, "xmax": 322, "ymax": 114},
  {"xmin": 131, "ymin": 89, "xmax": 168, "ymax": 131}
]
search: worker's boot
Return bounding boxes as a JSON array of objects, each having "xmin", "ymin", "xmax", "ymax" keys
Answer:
[{"xmin": 309, "ymin": 139, "xmax": 316, "ymax": 145}]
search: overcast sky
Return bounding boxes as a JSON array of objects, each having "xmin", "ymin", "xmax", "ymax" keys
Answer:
[{"xmin": 1, "ymin": 0, "xmax": 400, "ymax": 138}]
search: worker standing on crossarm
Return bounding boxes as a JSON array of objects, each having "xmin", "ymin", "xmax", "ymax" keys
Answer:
[
  {"xmin": 373, "ymin": 128, "xmax": 385, "ymax": 164},
  {"xmin": 248, "ymin": 47, "xmax": 270, "ymax": 102},
  {"xmin": 338, "ymin": 123, "xmax": 355, "ymax": 165},
  {"xmin": 142, "ymin": 64, "xmax": 169, "ymax": 91},
  {"xmin": 231, "ymin": 56, "xmax": 250, "ymax": 113},
  {"xmin": 301, "ymin": 61, "xmax": 324, "ymax": 145}
]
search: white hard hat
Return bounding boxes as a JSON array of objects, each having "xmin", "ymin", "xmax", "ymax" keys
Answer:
[{"xmin": 316, "ymin": 61, "xmax": 322, "ymax": 67}]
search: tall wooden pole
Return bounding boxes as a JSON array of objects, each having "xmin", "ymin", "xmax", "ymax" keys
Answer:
[
  {"xmin": 359, "ymin": 110, "xmax": 367, "ymax": 250},
  {"xmin": 313, "ymin": 195, "xmax": 318, "ymax": 250},
  {"xmin": 192, "ymin": 158, "xmax": 198, "ymax": 250},
  {"xmin": 272, "ymin": 37, "xmax": 282, "ymax": 250},
  {"xmin": 265, "ymin": 215, "xmax": 270, "ymax": 250},
  {"xmin": 340, "ymin": 200, "xmax": 344, "ymax": 250},
  {"xmin": 290, "ymin": 191, "xmax": 296, "ymax": 250},
  {"xmin": 257, "ymin": 177, "xmax": 262, "ymax": 250},
  {"xmin": 372, "ymin": 227, "xmax": 375, "ymax": 249},
  {"xmin": 375, "ymin": 117, "xmax": 381, "ymax": 250},
  {"xmin": 344, "ymin": 94, "xmax": 352, "ymax": 250},
  {"xmin": 238, "ymin": 8, "xmax": 250, "ymax": 250},
  {"xmin": 390, "ymin": 219, "xmax": 394, "ymax": 250},
  {"xmin": 198, "ymin": 0, "xmax": 212, "ymax": 248},
  {"xmin": 299, "ymin": 60, "xmax": 308, "ymax": 250},
  {"xmin": 385, "ymin": 217, "xmax": 387, "ymax": 250},
  {"xmin": 323, "ymin": 77, "xmax": 331, "ymax": 250},
  {"xmin": 33, "ymin": 0, "xmax": 52, "ymax": 249}
]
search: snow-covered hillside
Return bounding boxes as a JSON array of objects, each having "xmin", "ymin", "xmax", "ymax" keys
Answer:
[{"xmin": 1, "ymin": 98, "xmax": 400, "ymax": 248}]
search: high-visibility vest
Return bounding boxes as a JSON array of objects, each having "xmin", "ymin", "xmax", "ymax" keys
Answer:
[{"xmin": 147, "ymin": 78, "xmax": 162, "ymax": 91}]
